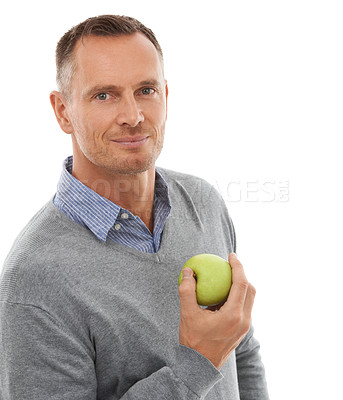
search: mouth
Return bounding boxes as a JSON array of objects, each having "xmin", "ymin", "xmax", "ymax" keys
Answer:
[{"xmin": 111, "ymin": 136, "xmax": 150, "ymax": 148}]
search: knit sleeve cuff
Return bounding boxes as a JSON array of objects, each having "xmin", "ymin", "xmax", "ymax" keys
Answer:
[{"xmin": 170, "ymin": 344, "xmax": 224, "ymax": 398}]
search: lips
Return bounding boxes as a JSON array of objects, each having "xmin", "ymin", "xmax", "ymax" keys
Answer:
[
  {"xmin": 111, "ymin": 136, "xmax": 149, "ymax": 148},
  {"xmin": 113, "ymin": 136, "xmax": 148, "ymax": 143}
]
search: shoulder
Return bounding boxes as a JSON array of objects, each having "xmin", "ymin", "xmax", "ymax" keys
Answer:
[
  {"xmin": 157, "ymin": 166, "xmax": 211, "ymax": 188},
  {"xmin": 4, "ymin": 198, "xmax": 70, "ymax": 260},
  {"xmin": 157, "ymin": 166, "xmax": 236, "ymax": 250},
  {"xmin": 157, "ymin": 166, "xmax": 226, "ymax": 209},
  {"xmin": 0, "ymin": 198, "xmax": 83, "ymax": 303}
]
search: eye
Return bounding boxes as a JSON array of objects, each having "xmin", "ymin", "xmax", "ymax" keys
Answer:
[
  {"xmin": 96, "ymin": 93, "xmax": 110, "ymax": 101},
  {"xmin": 141, "ymin": 87, "xmax": 156, "ymax": 95}
]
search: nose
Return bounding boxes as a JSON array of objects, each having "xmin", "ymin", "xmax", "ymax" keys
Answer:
[{"xmin": 116, "ymin": 95, "xmax": 144, "ymax": 127}]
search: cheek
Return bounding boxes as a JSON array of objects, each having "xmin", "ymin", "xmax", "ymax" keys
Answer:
[
  {"xmin": 85, "ymin": 106, "xmax": 109, "ymax": 128},
  {"xmin": 72, "ymin": 107, "xmax": 110, "ymax": 141},
  {"xmin": 147, "ymin": 103, "xmax": 167, "ymax": 131}
]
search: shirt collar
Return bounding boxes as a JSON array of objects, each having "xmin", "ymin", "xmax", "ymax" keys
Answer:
[{"xmin": 55, "ymin": 156, "xmax": 170, "ymax": 242}]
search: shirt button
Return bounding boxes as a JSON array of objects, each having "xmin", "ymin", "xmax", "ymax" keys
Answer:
[
  {"xmin": 114, "ymin": 223, "xmax": 121, "ymax": 231},
  {"xmin": 121, "ymin": 212, "xmax": 129, "ymax": 220}
]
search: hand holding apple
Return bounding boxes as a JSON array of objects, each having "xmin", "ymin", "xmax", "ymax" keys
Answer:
[
  {"xmin": 178, "ymin": 252, "xmax": 256, "ymax": 370},
  {"xmin": 178, "ymin": 254, "xmax": 232, "ymax": 306}
]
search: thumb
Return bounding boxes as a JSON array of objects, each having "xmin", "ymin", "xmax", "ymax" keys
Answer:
[
  {"xmin": 178, "ymin": 268, "xmax": 198, "ymax": 311},
  {"xmin": 181, "ymin": 267, "xmax": 194, "ymax": 279}
]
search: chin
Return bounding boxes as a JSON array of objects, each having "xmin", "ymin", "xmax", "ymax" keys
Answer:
[{"xmin": 109, "ymin": 155, "xmax": 157, "ymax": 176}]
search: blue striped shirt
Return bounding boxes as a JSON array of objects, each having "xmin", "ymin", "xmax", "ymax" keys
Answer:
[{"xmin": 53, "ymin": 156, "xmax": 171, "ymax": 253}]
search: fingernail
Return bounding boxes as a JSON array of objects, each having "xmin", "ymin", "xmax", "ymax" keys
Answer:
[{"xmin": 182, "ymin": 268, "xmax": 193, "ymax": 279}]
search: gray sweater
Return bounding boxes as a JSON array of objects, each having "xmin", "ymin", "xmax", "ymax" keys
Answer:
[{"xmin": 0, "ymin": 168, "xmax": 268, "ymax": 399}]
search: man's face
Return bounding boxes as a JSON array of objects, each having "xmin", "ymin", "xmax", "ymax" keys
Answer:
[{"xmin": 64, "ymin": 33, "xmax": 168, "ymax": 176}]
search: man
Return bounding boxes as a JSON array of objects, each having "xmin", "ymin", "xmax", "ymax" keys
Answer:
[{"xmin": 0, "ymin": 15, "xmax": 269, "ymax": 399}]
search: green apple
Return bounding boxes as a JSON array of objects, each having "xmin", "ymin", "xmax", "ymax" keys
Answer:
[{"xmin": 178, "ymin": 254, "xmax": 232, "ymax": 306}]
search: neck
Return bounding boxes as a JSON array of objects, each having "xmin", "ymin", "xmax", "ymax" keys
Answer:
[{"xmin": 71, "ymin": 156, "xmax": 156, "ymax": 233}]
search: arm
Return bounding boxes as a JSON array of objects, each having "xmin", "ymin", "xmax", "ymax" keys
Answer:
[
  {"xmin": 235, "ymin": 325, "xmax": 269, "ymax": 400},
  {"xmin": 0, "ymin": 301, "xmax": 223, "ymax": 399},
  {"xmin": 120, "ymin": 345, "xmax": 223, "ymax": 399},
  {"xmin": 0, "ymin": 302, "xmax": 97, "ymax": 399}
]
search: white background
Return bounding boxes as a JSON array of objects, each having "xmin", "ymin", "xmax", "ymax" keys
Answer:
[{"xmin": 1, "ymin": 1, "xmax": 342, "ymax": 398}]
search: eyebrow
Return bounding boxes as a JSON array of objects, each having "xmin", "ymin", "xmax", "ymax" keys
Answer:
[{"xmin": 83, "ymin": 79, "xmax": 163, "ymax": 98}]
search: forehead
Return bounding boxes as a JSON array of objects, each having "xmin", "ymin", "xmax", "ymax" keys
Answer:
[{"xmin": 72, "ymin": 33, "xmax": 164, "ymax": 86}]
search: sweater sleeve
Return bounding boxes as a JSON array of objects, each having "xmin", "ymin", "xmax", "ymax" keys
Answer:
[
  {"xmin": 0, "ymin": 301, "xmax": 97, "ymax": 399},
  {"xmin": 235, "ymin": 325, "xmax": 270, "ymax": 400},
  {"xmin": 120, "ymin": 345, "xmax": 223, "ymax": 399},
  {"xmin": 0, "ymin": 301, "xmax": 223, "ymax": 400}
]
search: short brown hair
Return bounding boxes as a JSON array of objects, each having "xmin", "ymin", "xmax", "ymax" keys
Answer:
[{"xmin": 55, "ymin": 14, "xmax": 164, "ymax": 98}]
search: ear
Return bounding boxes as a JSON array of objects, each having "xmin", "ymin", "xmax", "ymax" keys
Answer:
[
  {"xmin": 164, "ymin": 80, "xmax": 169, "ymax": 120},
  {"xmin": 49, "ymin": 91, "xmax": 74, "ymax": 134}
]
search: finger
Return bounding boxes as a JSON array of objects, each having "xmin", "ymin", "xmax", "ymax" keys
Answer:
[
  {"xmin": 206, "ymin": 299, "xmax": 226, "ymax": 312},
  {"xmin": 178, "ymin": 268, "xmax": 199, "ymax": 313},
  {"xmin": 221, "ymin": 253, "xmax": 249, "ymax": 311},
  {"xmin": 243, "ymin": 283, "xmax": 256, "ymax": 319}
]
